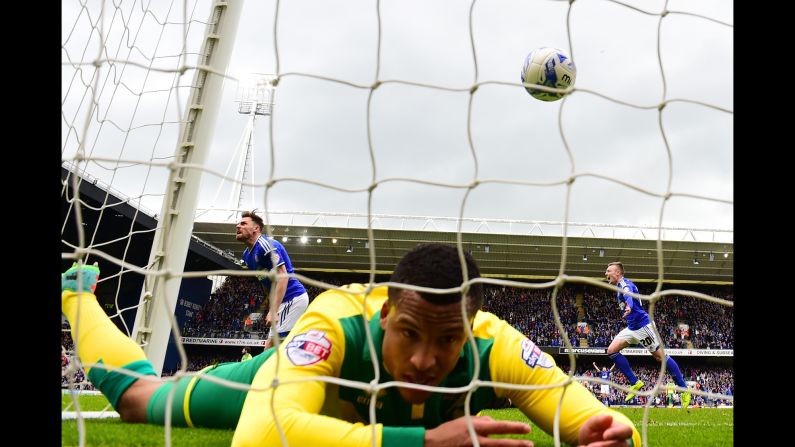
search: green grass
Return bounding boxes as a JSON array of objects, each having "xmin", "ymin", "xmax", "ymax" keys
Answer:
[
  {"xmin": 62, "ymin": 420, "xmax": 235, "ymax": 447},
  {"xmin": 62, "ymin": 394, "xmax": 235, "ymax": 446},
  {"xmin": 62, "ymin": 394, "xmax": 732, "ymax": 446},
  {"xmin": 62, "ymin": 394, "xmax": 113, "ymax": 411},
  {"xmin": 479, "ymin": 407, "xmax": 733, "ymax": 446}
]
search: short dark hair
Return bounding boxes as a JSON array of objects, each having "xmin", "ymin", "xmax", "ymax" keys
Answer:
[
  {"xmin": 241, "ymin": 211, "xmax": 264, "ymax": 231},
  {"xmin": 388, "ymin": 243, "xmax": 483, "ymax": 315},
  {"xmin": 608, "ymin": 261, "xmax": 624, "ymax": 274}
]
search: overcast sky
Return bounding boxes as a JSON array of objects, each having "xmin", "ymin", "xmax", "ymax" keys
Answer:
[{"xmin": 62, "ymin": 0, "xmax": 733, "ymax": 239}]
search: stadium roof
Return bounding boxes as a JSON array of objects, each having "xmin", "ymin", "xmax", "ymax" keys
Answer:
[
  {"xmin": 192, "ymin": 222, "xmax": 733, "ymax": 284},
  {"xmin": 60, "ymin": 166, "xmax": 732, "ymax": 284}
]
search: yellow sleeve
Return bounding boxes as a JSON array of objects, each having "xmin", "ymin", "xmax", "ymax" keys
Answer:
[
  {"xmin": 486, "ymin": 318, "xmax": 641, "ymax": 446},
  {"xmin": 232, "ymin": 286, "xmax": 422, "ymax": 447}
]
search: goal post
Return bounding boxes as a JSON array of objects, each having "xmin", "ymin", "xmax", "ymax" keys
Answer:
[{"xmin": 130, "ymin": 0, "xmax": 244, "ymax": 375}]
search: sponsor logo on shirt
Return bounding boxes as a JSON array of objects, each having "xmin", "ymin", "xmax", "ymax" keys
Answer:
[
  {"xmin": 521, "ymin": 338, "xmax": 553, "ymax": 369},
  {"xmin": 286, "ymin": 330, "xmax": 332, "ymax": 366}
]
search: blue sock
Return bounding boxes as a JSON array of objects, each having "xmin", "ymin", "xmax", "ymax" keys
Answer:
[
  {"xmin": 666, "ymin": 356, "xmax": 686, "ymax": 387},
  {"xmin": 608, "ymin": 352, "xmax": 638, "ymax": 384}
]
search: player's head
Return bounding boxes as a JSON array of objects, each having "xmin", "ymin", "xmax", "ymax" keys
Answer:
[
  {"xmin": 605, "ymin": 261, "xmax": 624, "ymax": 285},
  {"xmin": 242, "ymin": 347, "xmax": 248, "ymax": 354},
  {"xmin": 380, "ymin": 243, "xmax": 482, "ymax": 404},
  {"xmin": 602, "ymin": 367, "xmax": 607, "ymax": 372},
  {"xmin": 236, "ymin": 211, "xmax": 264, "ymax": 243}
]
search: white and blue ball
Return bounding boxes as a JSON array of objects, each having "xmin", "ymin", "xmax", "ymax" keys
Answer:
[{"xmin": 520, "ymin": 47, "xmax": 576, "ymax": 101}]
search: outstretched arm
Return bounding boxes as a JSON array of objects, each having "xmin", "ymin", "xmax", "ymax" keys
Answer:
[{"xmin": 487, "ymin": 317, "xmax": 641, "ymax": 446}]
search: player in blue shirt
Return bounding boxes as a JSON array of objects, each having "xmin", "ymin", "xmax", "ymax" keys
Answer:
[
  {"xmin": 236, "ymin": 211, "xmax": 310, "ymax": 349},
  {"xmin": 592, "ymin": 362, "xmax": 615, "ymax": 406},
  {"xmin": 604, "ymin": 261, "xmax": 691, "ymax": 407}
]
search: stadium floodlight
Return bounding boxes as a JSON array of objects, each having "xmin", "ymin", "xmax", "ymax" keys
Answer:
[
  {"xmin": 216, "ymin": 73, "xmax": 277, "ymax": 216},
  {"xmin": 235, "ymin": 73, "xmax": 276, "ymax": 116},
  {"xmin": 724, "ymin": 252, "xmax": 729, "ymax": 258},
  {"xmin": 332, "ymin": 238, "xmax": 338, "ymax": 244},
  {"xmin": 282, "ymin": 236, "xmax": 288, "ymax": 242},
  {"xmin": 300, "ymin": 236, "xmax": 308, "ymax": 244}
]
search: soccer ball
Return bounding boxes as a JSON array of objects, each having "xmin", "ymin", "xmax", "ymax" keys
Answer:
[{"xmin": 520, "ymin": 47, "xmax": 576, "ymax": 101}]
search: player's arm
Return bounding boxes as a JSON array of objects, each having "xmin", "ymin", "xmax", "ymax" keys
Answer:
[
  {"xmin": 592, "ymin": 361, "xmax": 599, "ymax": 372},
  {"xmin": 622, "ymin": 288, "xmax": 632, "ymax": 318},
  {"xmin": 489, "ymin": 321, "xmax": 641, "ymax": 446},
  {"xmin": 252, "ymin": 246, "xmax": 287, "ymax": 323},
  {"xmin": 267, "ymin": 264, "xmax": 289, "ymax": 323}
]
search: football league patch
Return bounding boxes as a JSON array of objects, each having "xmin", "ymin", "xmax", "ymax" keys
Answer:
[
  {"xmin": 521, "ymin": 338, "xmax": 553, "ymax": 369},
  {"xmin": 286, "ymin": 330, "xmax": 332, "ymax": 366}
]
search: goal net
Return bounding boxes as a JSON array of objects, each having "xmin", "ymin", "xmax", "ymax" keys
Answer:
[{"xmin": 61, "ymin": 0, "xmax": 733, "ymax": 445}]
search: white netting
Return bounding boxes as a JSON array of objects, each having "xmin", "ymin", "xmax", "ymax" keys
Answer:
[{"xmin": 61, "ymin": 0, "xmax": 733, "ymax": 446}]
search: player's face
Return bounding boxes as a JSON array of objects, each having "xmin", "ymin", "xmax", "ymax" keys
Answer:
[
  {"xmin": 380, "ymin": 289, "xmax": 469, "ymax": 404},
  {"xmin": 605, "ymin": 265, "xmax": 620, "ymax": 285},
  {"xmin": 235, "ymin": 217, "xmax": 258, "ymax": 242}
]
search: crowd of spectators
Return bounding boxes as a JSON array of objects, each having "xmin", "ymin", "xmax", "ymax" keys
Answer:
[
  {"xmin": 482, "ymin": 286, "xmax": 579, "ymax": 347},
  {"xmin": 62, "ymin": 331, "xmax": 75, "ymax": 354},
  {"xmin": 61, "ymin": 332, "xmax": 94, "ymax": 390},
  {"xmin": 177, "ymin": 277, "xmax": 733, "ymax": 351},
  {"xmin": 180, "ymin": 276, "xmax": 348, "ymax": 340},
  {"xmin": 181, "ymin": 276, "xmax": 270, "ymax": 339}
]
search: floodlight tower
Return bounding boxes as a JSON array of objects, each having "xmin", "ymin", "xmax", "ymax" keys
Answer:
[{"xmin": 224, "ymin": 74, "xmax": 275, "ymax": 219}]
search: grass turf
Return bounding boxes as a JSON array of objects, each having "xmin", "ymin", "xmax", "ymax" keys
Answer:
[{"xmin": 62, "ymin": 394, "xmax": 732, "ymax": 446}]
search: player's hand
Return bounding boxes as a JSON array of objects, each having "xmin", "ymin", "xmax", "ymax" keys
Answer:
[
  {"xmin": 266, "ymin": 311, "xmax": 274, "ymax": 324},
  {"xmin": 424, "ymin": 415, "xmax": 533, "ymax": 447},
  {"xmin": 577, "ymin": 414, "xmax": 634, "ymax": 447},
  {"xmin": 62, "ymin": 262, "xmax": 100, "ymax": 293}
]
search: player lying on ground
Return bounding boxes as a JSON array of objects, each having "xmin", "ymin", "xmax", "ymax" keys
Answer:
[{"xmin": 62, "ymin": 244, "xmax": 640, "ymax": 446}]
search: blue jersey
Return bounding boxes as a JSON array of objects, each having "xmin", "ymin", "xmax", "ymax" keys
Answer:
[
  {"xmin": 600, "ymin": 370, "xmax": 610, "ymax": 381},
  {"xmin": 617, "ymin": 277, "xmax": 649, "ymax": 330},
  {"xmin": 242, "ymin": 236, "xmax": 307, "ymax": 302}
]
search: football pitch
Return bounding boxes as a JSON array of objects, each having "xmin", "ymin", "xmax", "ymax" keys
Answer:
[{"xmin": 62, "ymin": 395, "xmax": 733, "ymax": 446}]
